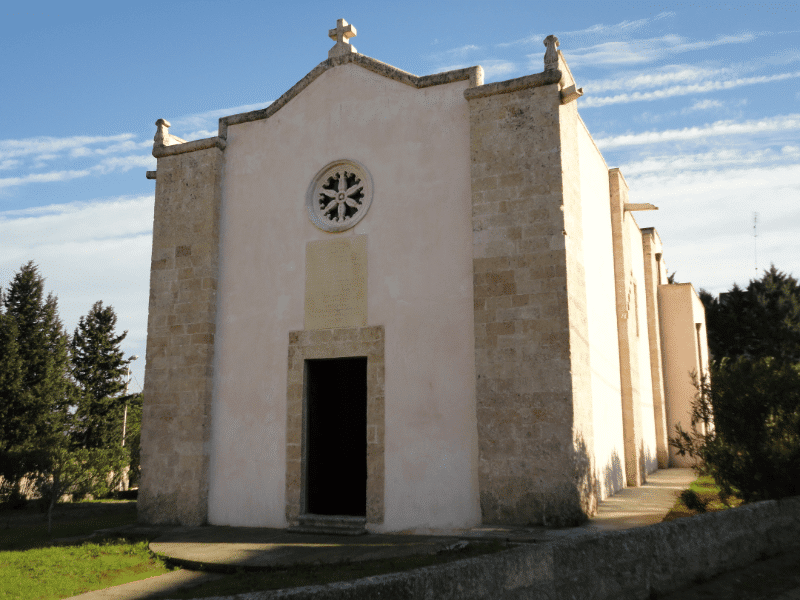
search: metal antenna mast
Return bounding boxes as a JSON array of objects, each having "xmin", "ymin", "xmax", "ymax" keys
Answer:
[{"xmin": 753, "ymin": 212, "xmax": 759, "ymax": 273}]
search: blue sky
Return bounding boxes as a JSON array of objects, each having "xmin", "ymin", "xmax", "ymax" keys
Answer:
[{"xmin": 1, "ymin": 1, "xmax": 799, "ymax": 391}]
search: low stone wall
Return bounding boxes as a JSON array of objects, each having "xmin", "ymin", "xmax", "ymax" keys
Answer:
[{"xmin": 204, "ymin": 496, "xmax": 800, "ymax": 600}]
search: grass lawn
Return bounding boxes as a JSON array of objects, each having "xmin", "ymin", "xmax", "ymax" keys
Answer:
[
  {"xmin": 663, "ymin": 475, "xmax": 744, "ymax": 522},
  {"xmin": 0, "ymin": 537, "xmax": 173, "ymax": 600},
  {"xmin": 0, "ymin": 500, "xmax": 173, "ymax": 600}
]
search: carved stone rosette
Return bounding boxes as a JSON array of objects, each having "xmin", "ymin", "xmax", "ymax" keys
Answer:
[{"xmin": 306, "ymin": 159, "xmax": 373, "ymax": 232}]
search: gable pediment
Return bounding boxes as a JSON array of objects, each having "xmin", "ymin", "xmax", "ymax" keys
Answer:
[{"xmin": 217, "ymin": 54, "xmax": 484, "ymax": 140}]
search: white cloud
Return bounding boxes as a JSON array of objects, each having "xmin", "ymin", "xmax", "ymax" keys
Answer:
[
  {"xmin": 169, "ymin": 102, "xmax": 274, "ymax": 136},
  {"xmin": 446, "ymin": 44, "xmax": 480, "ymax": 56},
  {"xmin": 0, "ymin": 133, "xmax": 136, "ymax": 161},
  {"xmin": 628, "ymin": 163, "xmax": 800, "ymax": 294},
  {"xmin": 595, "ymin": 114, "xmax": 800, "ymax": 148},
  {"xmin": 563, "ymin": 32, "xmax": 757, "ymax": 66},
  {"xmin": 582, "ymin": 71, "xmax": 800, "ymax": 107},
  {"xmin": 0, "ymin": 159, "xmax": 20, "ymax": 170},
  {"xmin": 0, "ymin": 155, "xmax": 156, "ymax": 189},
  {"xmin": 582, "ymin": 66, "xmax": 714, "ymax": 93},
  {"xmin": 480, "ymin": 60, "xmax": 519, "ymax": 80},
  {"xmin": 497, "ymin": 12, "xmax": 675, "ymax": 48},
  {"xmin": 0, "ymin": 168, "xmax": 93, "ymax": 189},
  {"xmin": 684, "ymin": 99, "xmax": 724, "ymax": 111},
  {"xmin": 69, "ymin": 139, "xmax": 152, "ymax": 157},
  {"xmin": 620, "ymin": 148, "xmax": 793, "ymax": 176}
]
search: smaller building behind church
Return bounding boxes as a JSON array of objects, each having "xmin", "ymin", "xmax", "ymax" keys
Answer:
[{"xmin": 138, "ymin": 20, "xmax": 709, "ymax": 532}]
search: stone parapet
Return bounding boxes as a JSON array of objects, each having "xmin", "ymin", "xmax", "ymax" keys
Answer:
[
  {"xmin": 467, "ymin": 79, "xmax": 594, "ymax": 526},
  {"xmin": 138, "ymin": 144, "xmax": 223, "ymax": 526}
]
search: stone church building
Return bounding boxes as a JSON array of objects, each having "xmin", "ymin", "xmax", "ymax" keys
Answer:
[{"xmin": 139, "ymin": 20, "xmax": 709, "ymax": 532}]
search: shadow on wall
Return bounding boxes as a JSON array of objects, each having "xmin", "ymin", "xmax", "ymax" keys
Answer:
[{"xmin": 602, "ymin": 450, "xmax": 624, "ymax": 497}]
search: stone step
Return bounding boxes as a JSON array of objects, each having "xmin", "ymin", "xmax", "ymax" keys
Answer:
[{"xmin": 290, "ymin": 514, "xmax": 367, "ymax": 536}]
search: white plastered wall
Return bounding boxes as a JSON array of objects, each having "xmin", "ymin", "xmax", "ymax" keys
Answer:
[
  {"xmin": 577, "ymin": 119, "xmax": 625, "ymax": 499},
  {"xmin": 207, "ymin": 63, "xmax": 480, "ymax": 531},
  {"xmin": 626, "ymin": 216, "xmax": 659, "ymax": 474}
]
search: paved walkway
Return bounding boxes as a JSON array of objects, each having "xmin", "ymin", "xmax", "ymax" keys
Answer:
[{"xmin": 64, "ymin": 468, "xmax": 703, "ymax": 599}]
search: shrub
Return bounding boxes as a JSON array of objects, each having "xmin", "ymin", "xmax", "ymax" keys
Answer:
[{"xmin": 671, "ymin": 357, "xmax": 800, "ymax": 503}]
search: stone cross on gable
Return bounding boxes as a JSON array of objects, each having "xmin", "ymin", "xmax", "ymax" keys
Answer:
[{"xmin": 328, "ymin": 18, "xmax": 357, "ymax": 58}]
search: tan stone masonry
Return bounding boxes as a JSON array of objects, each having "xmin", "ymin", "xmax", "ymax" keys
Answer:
[
  {"xmin": 466, "ymin": 58, "xmax": 595, "ymax": 526},
  {"xmin": 139, "ymin": 145, "xmax": 222, "ymax": 526}
]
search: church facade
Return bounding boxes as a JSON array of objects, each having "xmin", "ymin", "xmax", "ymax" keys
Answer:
[{"xmin": 138, "ymin": 21, "xmax": 709, "ymax": 531}]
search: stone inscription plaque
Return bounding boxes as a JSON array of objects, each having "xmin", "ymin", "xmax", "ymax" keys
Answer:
[{"xmin": 305, "ymin": 235, "xmax": 367, "ymax": 330}]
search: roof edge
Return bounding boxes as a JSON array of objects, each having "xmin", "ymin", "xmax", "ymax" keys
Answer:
[
  {"xmin": 463, "ymin": 69, "xmax": 562, "ymax": 101},
  {"xmin": 218, "ymin": 54, "xmax": 484, "ymax": 139}
]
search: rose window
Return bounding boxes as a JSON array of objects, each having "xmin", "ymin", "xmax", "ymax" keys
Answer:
[{"xmin": 307, "ymin": 160, "xmax": 373, "ymax": 232}]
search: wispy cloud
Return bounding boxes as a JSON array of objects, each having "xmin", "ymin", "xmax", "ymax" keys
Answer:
[
  {"xmin": 0, "ymin": 133, "xmax": 136, "ymax": 161},
  {"xmin": 169, "ymin": 102, "xmax": 273, "ymax": 136},
  {"xmin": 497, "ymin": 12, "xmax": 675, "ymax": 48},
  {"xmin": 582, "ymin": 71, "xmax": 800, "ymax": 107},
  {"xmin": 480, "ymin": 60, "xmax": 519, "ymax": 80},
  {"xmin": 0, "ymin": 159, "xmax": 19, "ymax": 170},
  {"xmin": 0, "ymin": 155, "xmax": 155, "ymax": 189},
  {"xmin": 582, "ymin": 66, "xmax": 715, "ymax": 93},
  {"xmin": 595, "ymin": 114, "xmax": 800, "ymax": 148},
  {"xmin": 621, "ymin": 147, "xmax": 797, "ymax": 176},
  {"xmin": 562, "ymin": 33, "xmax": 757, "ymax": 66}
]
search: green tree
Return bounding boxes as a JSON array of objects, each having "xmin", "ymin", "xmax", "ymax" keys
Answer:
[
  {"xmin": 671, "ymin": 357, "xmax": 800, "ymax": 503},
  {"xmin": 699, "ymin": 265, "xmax": 800, "ymax": 363},
  {"xmin": 0, "ymin": 262, "xmax": 73, "ymax": 502},
  {"xmin": 71, "ymin": 301, "xmax": 129, "ymax": 449},
  {"xmin": 0, "ymin": 262, "xmax": 72, "ymax": 453}
]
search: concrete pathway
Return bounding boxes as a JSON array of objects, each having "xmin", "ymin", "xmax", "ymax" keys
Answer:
[
  {"xmin": 63, "ymin": 570, "xmax": 223, "ymax": 600},
  {"xmin": 64, "ymin": 468, "xmax": 696, "ymax": 599}
]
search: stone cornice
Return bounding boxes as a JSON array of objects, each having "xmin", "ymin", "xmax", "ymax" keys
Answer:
[
  {"xmin": 218, "ymin": 54, "xmax": 484, "ymax": 139},
  {"xmin": 463, "ymin": 70, "xmax": 562, "ymax": 100},
  {"xmin": 152, "ymin": 136, "xmax": 226, "ymax": 158}
]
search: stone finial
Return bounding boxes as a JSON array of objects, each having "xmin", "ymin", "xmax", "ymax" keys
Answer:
[
  {"xmin": 543, "ymin": 35, "xmax": 560, "ymax": 71},
  {"xmin": 153, "ymin": 118, "xmax": 187, "ymax": 149},
  {"xmin": 154, "ymin": 119, "xmax": 172, "ymax": 146},
  {"xmin": 328, "ymin": 18, "xmax": 357, "ymax": 58}
]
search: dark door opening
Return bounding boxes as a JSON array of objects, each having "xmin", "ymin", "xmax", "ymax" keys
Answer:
[{"xmin": 305, "ymin": 357, "xmax": 367, "ymax": 517}]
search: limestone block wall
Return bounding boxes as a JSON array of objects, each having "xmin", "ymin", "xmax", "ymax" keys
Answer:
[
  {"xmin": 139, "ymin": 142, "xmax": 223, "ymax": 526},
  {"xmin": 466, "ymin": 71, "xmax": 595, "ymax": 525},
  {"xmin": 658, "ymin": 282, "xmax": 709, "ymax": 467}
]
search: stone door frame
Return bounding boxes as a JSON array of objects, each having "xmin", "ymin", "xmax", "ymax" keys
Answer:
[{"xmin": 285, "ymin": 326, "xmax": 385, "ymax": 525}]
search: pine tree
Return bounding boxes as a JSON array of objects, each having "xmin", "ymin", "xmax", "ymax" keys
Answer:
[
  {"xmin": 71, "ymin": 301, "xmax": 129, "ymax": 449},
  {"xmin": 0, "ymin": 261, "xmax": 71, "ymax": 453}
]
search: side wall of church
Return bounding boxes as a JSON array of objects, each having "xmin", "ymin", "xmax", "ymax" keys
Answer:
[
  {"xmin": 207, "ymin": 64, "xmax": 480, "ymax": 531},
  {"xmin": 641, "ymin": 229, "xmax": 670, "ymax": 468},
  {"xmin": 576, "ymin": 120, "xmax": 625, "ymax": 499},
  {"xmin": 139, "ymin": 146, "xmax": 223, "ymax": 526},
  {"xmin": 658, "ymin": 283, "xmax": 709, "ymax": 467},
  {"xmin": 626, "ymin": 217, "xmax": 659, "ymax": 475},
  {"xmin": 467, "ymin": 80, "xmax": 595, "ymax": 526}
]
